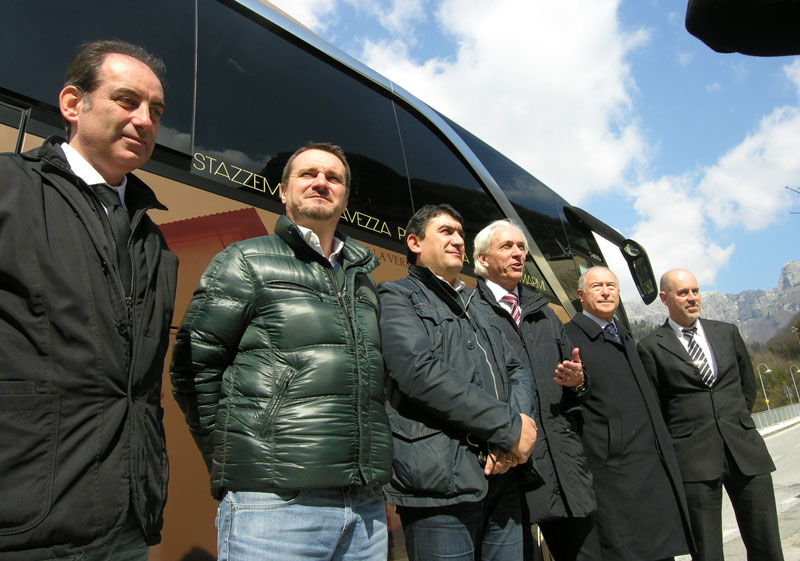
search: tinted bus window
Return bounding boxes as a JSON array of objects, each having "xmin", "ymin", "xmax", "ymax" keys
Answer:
[
  {"xmin": 394, "ymin": 106, "xmax": 505, "ymax": 274},
  {"xmin": 0, "ymin": 0, "xmax": 194, "ymax": 154},
  {"xmin": 194, "ymin": 0, "xmax": 414, "ymax": 247}
]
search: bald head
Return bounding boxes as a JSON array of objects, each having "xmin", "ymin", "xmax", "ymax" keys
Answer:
[{"xmin": 660, "ymin": 269, "xmax": 701, "ymax": 327}]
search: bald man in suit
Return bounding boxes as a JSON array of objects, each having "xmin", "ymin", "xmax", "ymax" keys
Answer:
[{"xmin": 638, "ymin": 269, "xmax": 783, "ymax": 561}]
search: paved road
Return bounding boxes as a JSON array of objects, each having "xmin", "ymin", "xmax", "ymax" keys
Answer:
[{"xmin": 677, "ymin": 420, "xmax": 800, "ymax": 561}]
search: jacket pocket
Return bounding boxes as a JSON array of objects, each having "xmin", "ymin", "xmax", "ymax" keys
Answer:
[
  {"xmin": 258, "ymin": 367, "xmax": 296, "ymax": 438},
  {"xmin": 668, "ymin": 422, "xmax": 695, "ymax": 438},
  {"xmin": 605, "ymin": 418, "xmax": 623, "ymax": 467},
  {"xmin": 389, "ymin": 413, "xmax": 457, "ymax": 496},
  {"xmin": 0, "ymin": 392, "xmax": 60, "ymax": 535},
  {"xmin": 738, "ymin": 415, "xmax": 756, "ymax": 429}
]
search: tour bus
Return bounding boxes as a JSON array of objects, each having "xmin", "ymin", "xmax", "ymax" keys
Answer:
[{"xmin": 1, "ymin": 1, "xmax": 656, "ymax": 559}]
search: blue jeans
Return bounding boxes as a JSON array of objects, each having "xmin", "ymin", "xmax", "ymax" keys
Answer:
[
  {"xmin": 398, "ymin": 477, "xmax": 522, "ymax": 561},
  {"xmin": 216, "ymin": 486, "xmax": 387, "ymax": 561}
]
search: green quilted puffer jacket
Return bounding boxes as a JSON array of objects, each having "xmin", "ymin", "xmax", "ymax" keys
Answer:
[{"xmin": 171, "ymin": 216, "xmax": 392, "ymax": 499}]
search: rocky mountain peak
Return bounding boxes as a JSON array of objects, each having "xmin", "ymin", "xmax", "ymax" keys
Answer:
[{"xmin": 626, "ymin": 261, "xmax": 800, "ymax": 343}]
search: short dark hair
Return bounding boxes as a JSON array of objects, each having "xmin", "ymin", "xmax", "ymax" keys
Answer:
[
  {"xmin": 62, "ymin": 39, "xmax": 166, "ymax": 136},
  {"xmin": 281, "ymin": 142, "xmax": 351, "ymax": 192},
  {"xmin": 405, "ymin": 204, "xmax": 463, "ymax": 265}
]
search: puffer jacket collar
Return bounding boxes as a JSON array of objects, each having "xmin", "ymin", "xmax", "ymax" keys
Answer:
[{"xmin": 275, "ymin": 215, "xmax": 378, "ymax": 272}]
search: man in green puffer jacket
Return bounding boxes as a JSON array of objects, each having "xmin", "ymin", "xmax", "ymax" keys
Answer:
[{"xmin": 170, "ymin": 143, "xmax": 392, "ymax": 561}]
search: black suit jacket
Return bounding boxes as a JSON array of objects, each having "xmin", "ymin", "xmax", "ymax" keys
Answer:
[
  {"xmin": 638, "ymin": 318, "xmax": 775, "ymax": 482},
  {"xmin": 566, "ymin": 313, "xmax": 692, "ymax": 560}
]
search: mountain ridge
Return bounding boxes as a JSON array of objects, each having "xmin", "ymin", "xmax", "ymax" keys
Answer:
[{"xmin": 625, "ymin": 261, "xmax": 800, "ymax": 343}]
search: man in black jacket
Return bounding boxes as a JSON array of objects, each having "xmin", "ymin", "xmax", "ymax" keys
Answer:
[
  {"xmin": 638, "ymin": 268, "xmax": 783, "ymax": 561},
  {"xmin": 379, "ymin": 204, "xmax": 538, "ymax": 561},
  {"xmin": 0, "ymin": 41, "xmax": 177, "ymax": 560},
  {"xmin": 565, "ymin": 266, "xmax": 692, "ymax": 561},
  {"xmin": 473, "ymin": 220, "xmax": 600, "ymax": 561}
]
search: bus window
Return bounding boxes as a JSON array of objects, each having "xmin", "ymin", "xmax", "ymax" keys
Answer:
[
  {"xmin": 193, "ymin": 0, "xmax": 414, "ymax": 249},
  {"xmin": 393, "ymin": 104, "xmax": 506, "ymax": 276},
  {"xmin": 0, "ymin": 0, "xmax": 194, "ymax": 155}
]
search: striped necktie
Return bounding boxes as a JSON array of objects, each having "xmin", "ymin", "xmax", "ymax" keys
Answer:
[
  {"xmin": 500, "ymin": 293, "xmax": 521, "ymax": 327},
  {"xmin": 682, "ymin": 327, "xmax": 715, "ymax": 386}
]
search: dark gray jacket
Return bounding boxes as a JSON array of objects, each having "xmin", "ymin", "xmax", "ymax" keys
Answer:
[
  {"xmin": 0, "ymin": 138, "xmax": 178, "ymax": 559},
  {"xmin": 379, "ymin": 266, "xmax": 534, "ymax": 507},
  {"xmin": 477, "ymin": 281, "xmax": 596, "ymax": 522}
]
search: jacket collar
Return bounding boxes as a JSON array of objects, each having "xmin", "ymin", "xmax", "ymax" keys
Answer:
[
  {"xmin": 31, "ymin": 136, "xmax": 167, "ymax": 214},
  {"xmin": 409, "ymin": 265, "xmax": 473, "ymax": 315},
  {"xmin": 275, "ymin": 215, "xmax": 378, "ymax": 272},
  {"xmin": 477, "ymin": 279, "xmax": 549, "ymax": 313},
  {"xmin": 571, "ymin": 311, "xmax": 630, "ymax": 346}
]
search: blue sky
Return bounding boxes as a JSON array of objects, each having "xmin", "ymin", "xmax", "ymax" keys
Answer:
[{"xmin": 270, "ymin": 0, "xmax": 798, "ymax": 300}]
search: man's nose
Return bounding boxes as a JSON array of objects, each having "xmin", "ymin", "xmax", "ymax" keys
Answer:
[
  {"xmin": 131, "ymin": 103, "xmax": 153, "ymax": 128},
  {"xmin": 311, "ymin": 172, "xmax": 329, "ymax": 188}
]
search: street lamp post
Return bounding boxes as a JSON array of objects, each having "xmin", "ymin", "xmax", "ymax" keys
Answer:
[
  {"xmin": 790, "ymin": 365, "xmax": 800, "ymax": 404},
  {"xmin": 757, "ymin": 363, "xmax": 773, "ymax": 424}
]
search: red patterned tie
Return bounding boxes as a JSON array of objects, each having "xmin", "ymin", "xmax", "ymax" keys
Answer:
[{"xmin": 501, "ymin": 293, "xmax": 521, "ymax": 327}]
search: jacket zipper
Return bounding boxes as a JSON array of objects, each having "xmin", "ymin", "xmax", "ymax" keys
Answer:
[
  {"xmin": 462, "ymin": 291, "xmax": 502, "ymax": 400},
  {"xmin": 259, "ymin": 368, "xmax": 295, "ymax": 438},
  {"xmin": 325, "ymin": 266, "xmax": 367, "ymax": 477}
]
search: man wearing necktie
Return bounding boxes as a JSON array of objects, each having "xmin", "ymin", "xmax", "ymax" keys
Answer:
[
  {"xmin": 0, "ymin": 40, "xmax": 177, "ymax": 560},
  {"xmin": 378, "ymin": 205, "xmax": 538, "ymax": 561},
  {"xmin": 638, "ymin": 269, "xmax": 783, "ymax": 561},
  {"xmin": 473, "ymin": 220, "xmax": 600, "ymax": 561},
  {"xmin": 565, "ymin": 266, "xmax": 692, "ymax": 561}
]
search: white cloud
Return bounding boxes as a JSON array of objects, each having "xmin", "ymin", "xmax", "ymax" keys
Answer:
[
  {"xmin": 706, "ymin": 81, "xmax": 722, "ymax": 93},
  {"xmin": 629, "ymin": 175, "xmax": 735, "ymax": 285},
  {"xmin": 344, "ymin": 0, "xmax": 427, "ymax": 37},
  {"xmin": 267, "ymin": 0, "xmax": 339, "ymax": 32},
  {"xmin": 696, "ymin": 105, "xmax": 800, "ymax": 230},
  {"xmin": 621, "ymin": 73, "xmax": 800, "ymax": 294},
  {"xmin": 355, "ymin": 0, "xmax": 648, "ymax": 203},
  {"xmin": 785, "ymin": 58, "xmax": 800, "ymax": 91},
  {"xmin": 677, "ymin": 51, "xmax": 694, "ymax": 66}
]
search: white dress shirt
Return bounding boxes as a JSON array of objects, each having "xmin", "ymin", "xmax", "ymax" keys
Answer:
[
  {"xmin": 484, "ymin": 279, "xmax": 519, "ymax": 315},
  {"xmin": 61, "ymin": 142, "xmax": 128, "ymax": 209},
  {"xmin": 295, "ymin": 224, "xmax": 344, "ymax": 270},
  {"xmin": 667, "ymin": 317, "xmax": 718, "ymax": 377}
]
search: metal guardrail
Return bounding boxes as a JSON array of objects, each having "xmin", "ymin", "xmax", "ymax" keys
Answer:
[{"xmin": 753, "ymin": 403, "xmax": 800, "ymax": 429}]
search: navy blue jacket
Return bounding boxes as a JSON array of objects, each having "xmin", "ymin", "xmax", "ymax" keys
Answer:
[{"xmin": 380, "ymin": 266, "xmax": 534, "ymax": 507}]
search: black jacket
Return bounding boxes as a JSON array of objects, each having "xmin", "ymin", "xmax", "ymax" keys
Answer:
[
  {"xmin": 638, "ymin": 318, "xmax": 775, "ymax": 481},
  {"xmin": 379, "ymin": 266, "xmax": 534, "ymax": 507},
  {"xmin": 477, "ymin": 281, "xmax": 595, "ymax": 522},
  {"xmin": 0, "ymin": 138, "xmax": 178, "ymax": 559},
  {"xmin": 565, "ymin": 313, "xmax": 693, "ymax": 560},
  {"xmin": 171, "ymin": 216, "xmax": 392, "ymax": 499}
]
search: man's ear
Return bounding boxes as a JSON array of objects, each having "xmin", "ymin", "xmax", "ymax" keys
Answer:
[
  {"xmin": 406, "ymin": 233, "xmax": 423, "ymax": 257},
  {"xmin": 659, "ymin": 291, "xmax": 668, "ymax": 304},
  {"xmin": 278, "ymin": 183, "xmax": 286, "ymax": 204},
  {"xmin": 477, "ymin": 252, "xmax": 489, "ymax": 269},
  {"xmin": 59, "ymin": 86, "xmax": 83, "ymax": 131}
]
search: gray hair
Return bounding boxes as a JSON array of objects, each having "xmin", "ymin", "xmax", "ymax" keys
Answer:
[
  {"xmin": 472, "ymin": 219, "xmax": 529, "ymax": 278},
  {"xmin": 577, "ymin": 266, "xmax": 617, "ymax": 291}
]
